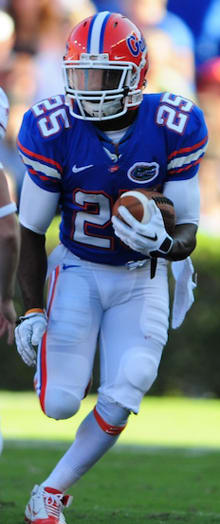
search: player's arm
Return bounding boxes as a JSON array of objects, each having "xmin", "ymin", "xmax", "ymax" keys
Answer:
[
  {"xmin": 0, "ymin": 169, "xmax": 19, "ymax": 302},
  {"xmin": 0, "ymin": 86, "xmax": 20, "ymax": 342},
  {"xmin": 161, "ymin": 101, "xmax": 207, "ymax": 261},
  {"xmin": 15, "ymin": 101, "xmax": 63, "ymax": 365},
  {"xmin": 0, "ymin": 169, "xmax": 20, "ymax": 342},
  {"xmin": 166, "ymin": 223, "xmax": 197, "ymax": 261},
  {"xmin": 112, "ymin": 100, "xmax": 207, "ymax": 261},
  {"xmin": 17, "ymin": 174, "xmax": 59, "ymax": 309},
  {"xmin": 18, "ymin": 226, "xmax": 47, "ymax": 310},
  {"xmin": 112, "ymin": 175, "xmax": 200, "ymax": 261},
  {"xmin": 163, "ymin": 176, "xmax": 199, "ymax": 261},
  {"xmin": 15, "ymin": 174, "xmax": 59, "ymax": 366}
]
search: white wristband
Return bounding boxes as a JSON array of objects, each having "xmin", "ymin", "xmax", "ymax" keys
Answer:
[{"xmin": 0, "ymin": 202, "xmax": 17, "ymax": 218}]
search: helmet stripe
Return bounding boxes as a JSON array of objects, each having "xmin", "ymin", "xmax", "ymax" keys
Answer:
[
  {"xmin": 99, "ymin": 12, "xmax": 111, "ymax": 52},
  {"xmin": 88, "ymin": 11, "xmax": 111, "ymax": 53},
  {"xmin": 87, "ymin": 12, "xmax": 97, "ymax": 53}
]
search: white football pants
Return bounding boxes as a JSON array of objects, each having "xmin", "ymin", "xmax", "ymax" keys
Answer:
[{"xmin": 35, "ymin": 245, "xmax": 169, "ymax": 417}]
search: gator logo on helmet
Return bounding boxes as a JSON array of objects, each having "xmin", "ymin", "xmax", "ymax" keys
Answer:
[{"xmin": 127, "ymin": 162, "xmax": 159, "ymax": 183}]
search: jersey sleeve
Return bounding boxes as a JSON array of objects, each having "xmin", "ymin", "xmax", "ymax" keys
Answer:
[
  {"xmin": 17, "ymin": 108, "xmax": 63, "ymax": 193},
  {"xmin": 165, "ymin": 102, "xmax": 208, "ymax": 182}
]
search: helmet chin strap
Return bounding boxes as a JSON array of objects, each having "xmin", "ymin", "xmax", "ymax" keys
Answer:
[{"xmin": 82, "ymin": 98, "xmax": 123, "ymax": 118}]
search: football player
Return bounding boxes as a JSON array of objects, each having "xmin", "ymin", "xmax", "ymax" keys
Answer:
[
  {"xmin": 0, "ymin": 87, "xmax": 20, "ymax": 453},
  {"xmin": 15, "ymin": 12, "xmax": 207, "ymax": 524}
]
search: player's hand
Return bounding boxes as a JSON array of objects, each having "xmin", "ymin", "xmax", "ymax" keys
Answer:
[
  {"xmin": 0, "ymin": 299, "xmax": 17, "ymax": 344},
  {"xmin": 112, "ymin": 199, "xmax": 173, "ymax": 257},
  {"xmin": 15, "ymin": 311, "xmax": 48, "ymax": 367}
]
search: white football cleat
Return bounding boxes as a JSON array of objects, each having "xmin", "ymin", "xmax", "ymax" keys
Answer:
[{"xmin": 24, "ymin": 484, "xmax": 73, "ymax": 524}]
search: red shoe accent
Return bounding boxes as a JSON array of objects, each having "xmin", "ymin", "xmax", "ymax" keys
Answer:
[
  {"xmin": 43, "ymin": 487, "xmax": 71, "ymax": 508},
  {"xmin": 24, "ymin": 484, "xmax": 72, "ymax": 524},
  {"xmin": 44, "ymin": 487, "xmax": 62, "ymax": 495},
  {"xmin": 25, "ymin": 518, "xmax": 59, "ymax": 524}
]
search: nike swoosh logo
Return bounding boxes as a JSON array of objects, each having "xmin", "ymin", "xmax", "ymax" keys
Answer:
[
  {"xmin": 145, "ymin": 234, "xmax": 158, "ymax": 241},
  {"xmin": 72, "ymin": 164, "xmax": 93, "ymax": 173},
  {"xmin": 62, "ymin": 264, "xmax": 80, "ymax": 270}
]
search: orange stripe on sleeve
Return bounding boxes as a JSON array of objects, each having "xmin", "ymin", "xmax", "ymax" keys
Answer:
[
  {"xmin": 168, "ymin": 135, "xmax": 208, "ymax": 161},
  {"xmin": 168, "ymin": 158, "xmax": 202, "ymax": 175},
  {"xmin": 17, "ymin": 138, "xmax": 63, "ymax": 173}
]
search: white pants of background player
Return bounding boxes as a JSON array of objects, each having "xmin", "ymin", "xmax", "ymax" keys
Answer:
[{"xmin": 34, "ymin": 244, "xmax": 169, "ymax": 492}]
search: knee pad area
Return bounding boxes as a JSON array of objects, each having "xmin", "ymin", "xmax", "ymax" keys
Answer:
[
  {"xmin": 44, "ymin": 387, "xmax": 81, "ymax": 420},
  {"xmin": 101, "ymin": 343, "xmax": 163, "ymax": 413},
  {"xmin": 123, "ymin": 351, "xmax": 158, "ymax": 392}
]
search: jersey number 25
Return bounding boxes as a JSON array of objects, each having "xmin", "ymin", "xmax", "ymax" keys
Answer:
[{"xmin": 156, "ymin": 93, "xmax": 193, "ymax": 134}]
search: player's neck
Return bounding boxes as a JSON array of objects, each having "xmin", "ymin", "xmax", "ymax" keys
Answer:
[{"xmin": 95, "ymin": 109, "xmax": 138, "ymax": 132}]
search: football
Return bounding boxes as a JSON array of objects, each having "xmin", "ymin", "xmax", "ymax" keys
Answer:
[{"xmin": 112, "ymin": 189, "xmax": 176, "ymax": 236}]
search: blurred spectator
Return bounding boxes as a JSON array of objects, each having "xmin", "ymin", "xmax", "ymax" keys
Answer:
[
  {"xmin": 33, "ymin": 0, "xmax": 96, "ymax": 101},
  {"xmin": 6, "ymin": 0, "xmax": 96, "ymax": 52},
  {"xmin": 5, "ymin": 0, "xmax": 96, "ymax": 101},
  {"xmin": 196, "ymin": 57, "xmax": 220, "ymax": 234},
  {"xmin": 0, "ymin": 59, "xmax": 32, "ymax": 201},
  {"xmin": 63, "ymin": 0, "xmax": 96, "ymax": 23},
  {"xmin": 144, "ymin": 27, "xmax": 196, "ymax": 100},
  {"xmin": 167, "ymin": 0, "xmax": 210, "ymax": 42},
  {"xmin": 0, "ymin": 0, "xmax": 96, "ymax": 202},
  {"xmin": 196, "ymin": 0, "xmax": 220, "ymax": 66},
  {"xmin": 0, "ymin": 10, "xmax": 15, "ymax": 91},
  {"xmin": 0, "ymin": 10, "xmax": 27, "ymax": 200},
  {"xmin": 125, "ymin": 0, "xmax": 196, "ymax": 99},
  {"xmin": 7, "ymin": 0, "xmax": 62, "ymax": 54},
  {"xmin": 92, "ymin": 0, "xmax": 124, "ymax": 12}
]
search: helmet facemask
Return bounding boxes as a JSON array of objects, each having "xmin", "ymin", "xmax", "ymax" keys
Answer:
[{"xmin": 63, "ymin": 53, "xmax": 146, "ymax": 121}]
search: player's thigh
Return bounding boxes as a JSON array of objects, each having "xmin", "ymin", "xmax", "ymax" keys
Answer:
[
  {"xmin": 99, "ymin": 262, "xmax": 169, "ymax": 412},
  {"xmin": 36, "ymin": 264, "xmax": 102, "ymax": 417}
]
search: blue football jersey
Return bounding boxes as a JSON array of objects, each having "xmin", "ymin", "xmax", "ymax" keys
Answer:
[{"xmin": 17, "ymin": 92, "xmax": 208, "ymax": 265}]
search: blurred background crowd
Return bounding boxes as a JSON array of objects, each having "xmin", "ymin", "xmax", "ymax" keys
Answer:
[{"xmin": 0, "ymin": 0, "xmax": 219, "ymax": 234}]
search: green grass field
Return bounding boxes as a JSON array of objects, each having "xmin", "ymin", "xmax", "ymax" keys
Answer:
[
  {"xmin": 1, "ymin": 393, "xmax": 220, "ymax": 523},
  {"xmin": 1, "ymin": 392, "xmax": 220, "ymax": 448}
]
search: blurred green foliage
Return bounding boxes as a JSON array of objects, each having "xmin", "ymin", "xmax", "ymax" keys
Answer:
[
  {"xmin": 1, "ymin": 220, "xmax": 220, "ymax": 398},
  {"xmin": 154, "ymin": 232, "xmax": 220, "ymax": 397}
]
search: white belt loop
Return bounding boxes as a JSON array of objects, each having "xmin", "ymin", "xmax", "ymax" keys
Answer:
[{"xmin": 126, "ymin": 259, "xmax": 149, "ymax": 271}]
